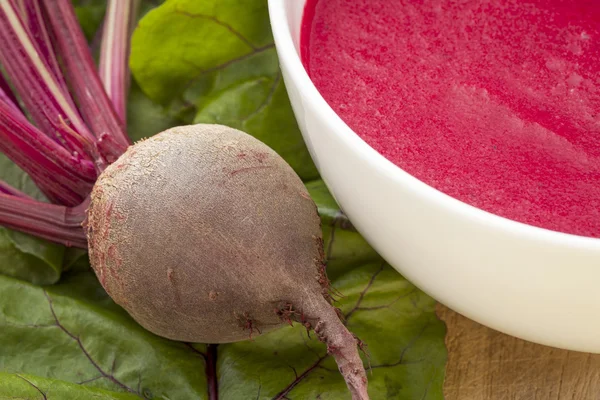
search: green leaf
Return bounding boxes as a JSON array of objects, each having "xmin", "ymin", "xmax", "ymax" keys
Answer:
[
  {"xmin": 0, "ymin": 180, "xmax": 446, "ymax": 399},
  {"xmin": 0, "ymin": 372, "xmax": 139, "ymax": 400},
  {"xmin": 126, "ymin": 80, "xmax": 181, "ymax": 143},
  {"xmin": 0, "ymin": 155, "xmax": 65, "ymax": 285},
  {"xmin": 0, "ymin": 155, "xmax": 46, "ymax": 202},
  {"xmin": 0, "ymin": 271, "xmax": 209, "ymax": 399},
  {"xmin": 130, "ymin": 0, "xmax": 319, "ymax": 181},
  {"xmin": 63, "ymin": 248, "xmax": 91, "ymax": 273}
]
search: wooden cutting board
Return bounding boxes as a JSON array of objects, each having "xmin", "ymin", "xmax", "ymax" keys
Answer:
[{"xmin": 437, "ymin": 305, "xmax": 600, "ymax": 400}]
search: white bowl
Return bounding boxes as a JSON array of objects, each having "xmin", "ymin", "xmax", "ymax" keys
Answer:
[{"xmin": 268, "ymin": 0, "xmax": 600, "ymax": 352}]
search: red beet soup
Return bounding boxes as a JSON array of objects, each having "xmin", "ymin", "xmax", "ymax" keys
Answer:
[{"xmin": 301, "ymin": 0, "xmax": 600, "ymax": 238}]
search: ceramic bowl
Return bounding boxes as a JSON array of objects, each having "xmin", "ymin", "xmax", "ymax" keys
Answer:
[{"xmin": 268, "ymin": 0, "xmax": 600, "ymax": 352}]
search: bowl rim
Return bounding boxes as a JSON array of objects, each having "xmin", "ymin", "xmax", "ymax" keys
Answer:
[{"xmin": 267, "ymin": 0, "xmax": 600, "ymax": 249}]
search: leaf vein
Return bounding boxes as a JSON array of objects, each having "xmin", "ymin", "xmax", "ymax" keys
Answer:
[
  {"xmin": 344, "ymin": 263, "xmax": 386, "ymax": 322},
  {"xmin": 15, "ymin": 374, "xmax": 47, "ymax": 400},
  {"xmin": 174, "ymin": 9, "xmax": 258, "ymax": 50},
  {"xmin": 371, "ymin": 321, "xmax": 430, "ymax": 369},
  {"xmin": 355, "ymin": 289, "xmax": 418, "ymax": 312},
  {"xmin": 239, "ymin": 72, "xmax": 281, "ymax": 124},
  {"xmin": 42, "ymin": 290, "xmax": 141, "ymax": 397},
  {"xmin": 183, "ymin": 44, "xmax": 275, "ymax": 92},
  {"xmin": 271, "ymin": 354, "xmax": 329, "ymax": 400}
]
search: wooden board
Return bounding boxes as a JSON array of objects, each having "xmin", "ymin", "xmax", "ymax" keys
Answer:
[{"xmin": 437, "ymin": 304, "xmax": 600, "ymax": 400}]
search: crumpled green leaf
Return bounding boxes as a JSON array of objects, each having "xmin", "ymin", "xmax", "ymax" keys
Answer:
[
  {"xmin": 130, "ymin": 0, "xmax": 319, "ymax": 181},
  {"xmin": 0, "ymin": 155, "xmax": 65, "ymax": 285},
  {"xmin": 0, "ymin": 179, "xmax": 446, "ymax": 399}
]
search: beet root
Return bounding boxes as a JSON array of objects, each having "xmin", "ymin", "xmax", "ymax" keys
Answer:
[{"xmin": 85, "ymin": 124, "xmax": 369, "ymax": 399}]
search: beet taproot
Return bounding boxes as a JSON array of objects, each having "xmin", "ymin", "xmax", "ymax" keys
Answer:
[{"xmin": 85, "ymin": 124, "xmax": 369, "ymax": 399}]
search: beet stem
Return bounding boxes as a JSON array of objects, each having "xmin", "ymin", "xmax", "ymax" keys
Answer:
[
  {"xmin": 0, "ymin": 193, "xmax": 87, "ymax": 248},
  {"xmin": 0, "ymin": 180, "xmax": 31, "ymax": 198},
  {"xmin": 308, "ymin": 297, "xmax": 369, "ymax": 400},
  {"xmin": 206, "ymin": 344, "xmax": 219, "ymax": 400},
  {"xmin": 99, "ymin": 0, "xmax": 139, "ymax": 124},
  {"xmin": 0, "ymin": 0, "xmax": 97, "ymax": 158},
  {"xmin": 0, "ymin": 100, "xmax": 95, "ymax": 205},
  {"xmin": 42, "ymin": 0, "xmax": 131, "ymax": 159},
  {"xmin": 18, "ymin": 0, "xmax": 71, "ymax": 95}
]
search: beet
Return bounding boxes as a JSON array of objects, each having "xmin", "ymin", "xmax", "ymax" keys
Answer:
[
  {"xmin": 85, "ymin": 124, "xmax": 369, "ymax": 400},
  {"xmin": 0, "ymin": 2, "xmax": 370, "ymax": 397}
]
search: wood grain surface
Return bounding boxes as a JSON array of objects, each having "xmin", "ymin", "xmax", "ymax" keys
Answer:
[{"xmin": 437, "ymin": 304, "xmax": 600, "ymax": 400}]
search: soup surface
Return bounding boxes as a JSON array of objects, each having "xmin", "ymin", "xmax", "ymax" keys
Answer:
[{"xmin": 302, "ymin": 0, "xmax": 600, "ymax": 237}]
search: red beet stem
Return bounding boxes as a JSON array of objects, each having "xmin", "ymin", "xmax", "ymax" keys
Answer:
[
  {"xmin": 0, "ymin": 180, "xmax": 31, "ymax": 198},
  {"xmin": 0, "ymin": 100, "xmax": 95, "ymax": 205},
  {"xmin": 18, "ymin": 0, "xmax": 70, "ymax": 95},
  {"xmin": 99, "ymin": 0, "xmax": 139, "ymax": 124},
  {"xmin": 0, "ymin": 0, "xmax": 130, "ymax": 244},
  {"xmin": 41, "ymin": 0, "xmax": 131, "ymax": 158},
  {"xmin": 0, "ymin": 193, "xmax": 87, "ymax": 248},
  {"xmin": 0, "ymin": 0, "xmax": 96, "ymax": 159}
]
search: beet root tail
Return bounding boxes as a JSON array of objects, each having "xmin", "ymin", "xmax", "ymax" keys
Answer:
[{"xmin": 308, "ymin": 297, "xmax": 369, "ymax": 400}]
